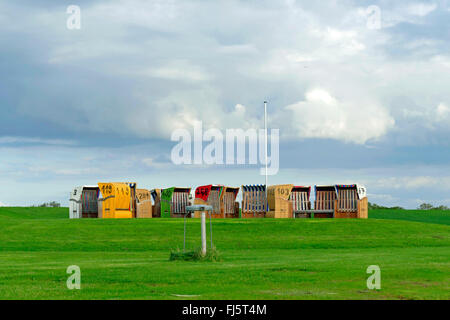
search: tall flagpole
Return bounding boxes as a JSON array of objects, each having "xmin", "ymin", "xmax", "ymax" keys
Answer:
[{"xmin": 264, "ymin": 101, "xmax": 268, "ymax": 211}]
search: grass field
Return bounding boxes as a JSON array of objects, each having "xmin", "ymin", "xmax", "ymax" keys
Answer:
[
  {"xmin": 0, "ymin": 207, "xmax": 448, "ymax": 300},
  {"xmin": 370, "ymin": 209, "xmax": 450, "ymax": 226}
]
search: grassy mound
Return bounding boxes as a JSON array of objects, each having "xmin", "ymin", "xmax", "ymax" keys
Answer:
[{"xmin": 370, "ymin": 209, "xmax": 450, "ymax": 225}]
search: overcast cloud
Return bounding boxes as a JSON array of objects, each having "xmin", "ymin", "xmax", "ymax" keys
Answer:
[{"xmin": 1, "ymin": 0, "xmax": 450, "ymax": 208}]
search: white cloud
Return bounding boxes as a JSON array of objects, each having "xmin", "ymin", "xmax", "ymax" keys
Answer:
[
  {"xmin": 48, "ymin": 42, "xmax": 137, "ymax": 65},
  {"xmin": 397, "ymin": 102, "xmax": 450, "ymax": 130},
  {"xmin": 436, "ymin": 103, "xmax": 450, "ymax": 118},
  {"xmin": 283, "ymin": 89, "xmax": 395, "ymax": 144},
  {"xmin": 262, "ymin": 49, "xmax": 316, "ymax": 75},
  {"xmin": 375, "ymin": 176, "xmax": 450, "ymax": 190},
  {"xmin": 217, "ymin": 44, "xmax": 258, "ymax": 55},
  {"xmin": 1, "ymin": 0, "xmax": 450, "ymax": 210},
  {"xmin": 125, "ymin": 85, "xmax": 260, "ymax": 139},
  {"xmin": 141, "ymin": 157, "xmax": 171, "ymax": 169},
  {"xmin": 0, "ymin": 137, "xmax": 76, "ymax": 146},
  {"xmin": 314, "ymin": 27, "xmax": 366, "ymax": 54},
  {"xmin": 431, "ymin": 55, "xmax": 450, "ymax": 68},
  {"xmin": 375, "ymin": 2, "xmax": 438, "ymax": 27},
  {"xmin": 145, "ymin": 60, "xmax": 212, "ymax": 82},
  {"xmin": 0, "ymin": 201, "xmax": 7, "ymax": 207},
  {"xmin": 1, "ymin": 0, "xmax": 449, "ymax": 147},
  {"xmin": 368, "ymin": 193, "xmax": 399, "ymax": 202},
  {"xmin": 407, "ymin": 3, "xmax": 437, "ymax": 16}
]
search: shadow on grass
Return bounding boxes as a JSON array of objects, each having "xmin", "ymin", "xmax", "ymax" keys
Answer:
[{"xmin": 169, "ymin": 247, "xmax": 221, "ymax": 262}]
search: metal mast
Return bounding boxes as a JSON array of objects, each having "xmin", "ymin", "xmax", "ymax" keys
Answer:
[{"xmin": 264, "ymin": 101, "xmax": 268, "ymax": 210}]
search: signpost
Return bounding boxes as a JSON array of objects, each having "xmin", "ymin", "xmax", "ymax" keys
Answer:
[{"xmin": 186, "ymin": 205, "xmax": 213, "ymax": 256}]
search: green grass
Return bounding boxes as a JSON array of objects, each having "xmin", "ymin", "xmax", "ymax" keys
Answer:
[
  {"xmin": 370, "ymin": 208, "xmax": 450, "ymax": 225},
  {"xmin": 0, "ymin": 207, "xmax": 448, "ymax": 300},
  {"xmin": 170, "ymin": 247, "xmax": 221, "ymax": 262},
  {"xmin": 0, "ymin": 207, "xmax": 67, "ymax": 220}
]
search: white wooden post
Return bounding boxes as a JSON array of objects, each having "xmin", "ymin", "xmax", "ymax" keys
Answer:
[{"xmin": 201, "ymin": 211, "xmax": 207, "ymax": 256}]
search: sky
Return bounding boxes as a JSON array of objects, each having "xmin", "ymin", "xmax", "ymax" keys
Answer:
[{"xmin": 1, "ymin": 0, "xmax": 450, "ymax": 208}]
